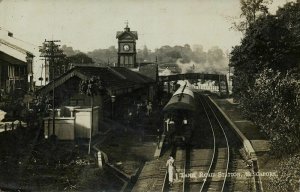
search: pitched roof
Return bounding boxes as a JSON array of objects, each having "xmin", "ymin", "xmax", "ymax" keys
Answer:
[
  {"xmin": 0, "ymin": 38, "xmax": 34, "ymax": 65},
  {"xmin": 112, "ymin": 67, "xmax": 154, "ymax": 83},
  {"xmin": 0, "ymin": 39, "xmax": 34, "ymax": 56},
  {"xmin": 38, "ymin": 66, "xmax": 155, "ymax": 96},
  {"xmin": 116, "ymin": 25, "xmax": 138, "ymax": 40},
  {"xmin": 0, "ymin": 51, "xmax": 27, "ymax": 65},
  {"xmin": 116, "ymin": 31, "xmax": 138, "ymax": 40}
]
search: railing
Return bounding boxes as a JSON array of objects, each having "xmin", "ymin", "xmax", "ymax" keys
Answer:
[{"xmin": 159, "ymin": 73, "xmax": 227, "ymax": 82}]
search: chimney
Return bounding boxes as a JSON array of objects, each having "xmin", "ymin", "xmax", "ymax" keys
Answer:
[{"xmin": 8, "ymin": 31, "xmax": 13, "ymax": 37}]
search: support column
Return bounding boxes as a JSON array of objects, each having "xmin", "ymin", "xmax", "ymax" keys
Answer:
[
  {"xmin": 0, "ymin": 65, "xmax": 2, "ymax": 89},
  {"xmin": 57, "ymin": 109, "xmax": 61, "ymax": 117},
  {"xmin": 218, "ymin": 75, "xmax": 221, "ymax": 94},
  {"xmin": 225, "ymin": 76, "xmax": 229, "ymax": 97},
  {"xmin": 70, "ymin": 109, "xmax": 75, "ymax": 117}
]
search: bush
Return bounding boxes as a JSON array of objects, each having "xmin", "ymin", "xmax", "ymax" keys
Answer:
[
  {"xmin": 239, "ymin": 69, "xmax": 300, "ymax": 156},
  {"xmin": 268, "ymin": 154, "xmax": 300, "ymax": 191},
  {"xmin": 230, "ymin": 1, "xmax": 300, "ymax": 156}
]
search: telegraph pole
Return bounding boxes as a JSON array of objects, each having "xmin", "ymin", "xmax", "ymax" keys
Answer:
[{"xmin": 39, "ymin": 39, "xmax": 64, "ymax": 139}]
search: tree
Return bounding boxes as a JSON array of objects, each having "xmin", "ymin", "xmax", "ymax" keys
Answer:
[
  {"xmin": 142, "ymin": 45, "xmax": 149, "ymax": 60},
  {"xmin": 67, "ymin": 52, "xmax": 94, "ymax": 64},
  {"xmin": 61, "ymin": 45, "xmax": 80, "ymax": 56},
  {"xmin": 232, "ymin": 0, "xmax": 271, "ymax": 33},
  {"xmin": 51, "ymin": 52, "xmax": 95, "ymax": 77},
  {"xmin": 79, "ymin": 77, "xmax": 105, "ymax": 155},
  {"xmin": 87, "ymin": 46, "xmax": 118, "ymax": 65},
  {"xmin": 268, "ymin": 154, "xmax": 300, "ymax": 191},
  {"xmin": 230, "ymin": 1, "xmax": 300, "ymax": 157},
  {"xmin": 231, "ymin": 1, "xmax": 300, "ymax": 98}
]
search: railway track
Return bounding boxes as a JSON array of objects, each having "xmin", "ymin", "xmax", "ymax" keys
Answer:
[
  {"xmin": 132, "ymin": 86, "xmax": 255, "ymax": 192},
  {"xmin": 161, "ymin": 94, "xmax": 231, "ymax": 192},
  {"xmin": 132, "ymin": 91, "xmax": 252, "ymax": 192},
  {"xmin": 199, "ymin": 95, "xmax": 230, "ymax": 191}
]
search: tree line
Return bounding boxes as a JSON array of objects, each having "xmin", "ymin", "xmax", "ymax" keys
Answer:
[
  {"xmin": 231, "ymin": 0, "xmax": 300, "ymax": 155},
  {"xmin": 230, "ymin": 1, "xmax": 300, "ymax": 190},
  {"xmin": 61, "ymin": 44, "xmax": 229, "ymax": 73}
]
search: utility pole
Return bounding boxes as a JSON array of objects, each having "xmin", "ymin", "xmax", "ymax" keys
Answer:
[
  {"xmin": 39, "ymin": 39, "xmax": 64, "ymax": 139},
  {"xmin": 39, "ymin": 59, "xmax": 46, "ymax": 86}
]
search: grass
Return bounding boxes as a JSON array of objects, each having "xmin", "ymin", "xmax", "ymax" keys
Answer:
[{"xmin": 0, "ymin": 126, "xmax": 123, "ymax": 191}]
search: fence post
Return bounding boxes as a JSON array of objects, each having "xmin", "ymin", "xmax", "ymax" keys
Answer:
[{"xmin": 97, "ymin": 151, "xmax": 103, "ymax": 169}]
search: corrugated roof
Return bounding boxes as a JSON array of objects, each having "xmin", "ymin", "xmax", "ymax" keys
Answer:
[
  {"xmin": 112, "ymin": 67, "xmax": 155, "ymax": 83},
  {"xmin": 38, "ymin": 66, "xmax": 154, "ymax": 96}
]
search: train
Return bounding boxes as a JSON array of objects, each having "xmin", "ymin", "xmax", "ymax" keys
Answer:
[{"xmin": 163, "ymin": 82, "xmax": 196, "ymax": 145}]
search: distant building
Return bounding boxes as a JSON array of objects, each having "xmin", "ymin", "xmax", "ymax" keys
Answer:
[
  {"xmin": 0, "ymin": 39, "xmax": 34, "ymax": 93},
  {"xmin": 116, "ymin": 24, "xmax": 138, "ymax": 68}
]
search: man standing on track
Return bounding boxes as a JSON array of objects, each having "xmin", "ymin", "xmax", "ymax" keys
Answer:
[{"xmin": 166, "ymin": 156, "xmax": 175, "ymax": 186}]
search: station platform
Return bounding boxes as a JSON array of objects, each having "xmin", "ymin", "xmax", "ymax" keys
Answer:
[
  {"xmin": 211, "ymin": 97, "xmax": 274, "ymax": 191},
  {"xmin": 132, "ymin": 96, "xmax": 272, "ymax": 191},
  {"xmin": 211, "ymin": 98, "xmax": 270, "ymax": 153},
  {"xmin": 131, "ymin": 152, "xmax": 170, "ymax": 192}
]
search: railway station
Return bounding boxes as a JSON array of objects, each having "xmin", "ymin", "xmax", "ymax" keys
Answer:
[
  {"xmin": 0, "ymin": 23, "xmax": 268, "ymax": 192},
  {"xmin": 1, "ymin": 1, "xmax": 298, "ymax": 191}
]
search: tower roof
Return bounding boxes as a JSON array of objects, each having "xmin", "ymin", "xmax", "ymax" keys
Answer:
[{"xmin": 116, "ymin": 24, "xmax": 138, "ymax": 40}]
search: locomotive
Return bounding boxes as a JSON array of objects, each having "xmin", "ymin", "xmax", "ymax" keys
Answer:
[{"xmin": 163, "ymin": 82, "xmax": 196, "ymax": 145}]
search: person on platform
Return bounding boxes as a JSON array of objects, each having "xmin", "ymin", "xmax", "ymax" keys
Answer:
[
  {"xmin": 166, "ymin": 156, "xmax": 175, "ymax": 186},
  {"xmin": 146, "ymin": 101, "xmax": 152, "ymax": 116},
  {"xmin": 169, "ymin": 118, "xmax": 175, "ymax": 131},
  {"xmin": 165, "ymin": 117, "xmax": 170, "ymax": 132}
]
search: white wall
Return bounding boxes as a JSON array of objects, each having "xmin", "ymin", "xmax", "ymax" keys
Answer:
[
  {"xmin": 44, "ymin": 106, "xmax": 100, "ymax": 140},
  {"xmin": 74, "ymin": 110, "xmax": 90, "ymax": 138},
  {"xmin": 74, "ymin": 107, "xmax": 99, "ymax": 138},
  {"xmin": 0, "ymin": 110, "xmax": 6, "ymax": 122},
  {"xmin": 44, "ymin": 117, "xmax": 75, "ymax": 140}
]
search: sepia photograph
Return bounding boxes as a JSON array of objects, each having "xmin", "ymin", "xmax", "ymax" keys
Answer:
[{"xmin": 0, "ymin": 0, "xmax": 299, "ymax": 191}]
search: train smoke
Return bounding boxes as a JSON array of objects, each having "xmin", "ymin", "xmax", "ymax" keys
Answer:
[
  {"xmin": 176, "ymin": 59, "xmax": 228, "ymax": 74},
  {"xmin": 176, "ymin": 46, "xmax": 229, "ymax": 74}
]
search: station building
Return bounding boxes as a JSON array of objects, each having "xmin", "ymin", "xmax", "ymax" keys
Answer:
[
  {"xmin": 0, "ymin": 38, "xmax": 34, "ymax": 94},
  {"xmin": 37, "ymin": 24, "xmax": 159, "ymax": 140},
  {"xmin": 38, "ymin": 66, "xmax": 156, "ymax": 140}
]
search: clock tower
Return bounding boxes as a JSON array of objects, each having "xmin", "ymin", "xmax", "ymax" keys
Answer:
[{"xmin": 116, "ymin": 23, "xmax": 138, "ymax": 68}]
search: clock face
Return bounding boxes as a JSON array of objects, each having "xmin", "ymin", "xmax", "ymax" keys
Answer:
[{"xmin": 123, "ymin": 44, "xmax": 130, "ymax": 51}]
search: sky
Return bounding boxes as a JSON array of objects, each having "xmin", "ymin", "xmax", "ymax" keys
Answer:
[{"xmin": 0, "ymin": 0, "xmax": 293, "ymax": 54}]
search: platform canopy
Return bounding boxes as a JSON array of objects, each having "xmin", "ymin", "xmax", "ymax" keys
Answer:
[{"xmin": 38, "ymin": 66, "xmax": 155, "ymax": 96}]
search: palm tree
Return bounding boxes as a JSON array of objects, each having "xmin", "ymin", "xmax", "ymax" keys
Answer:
[{"xmin": 80, "ymin": 76, "xmax": 105, "ymax": 154}]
